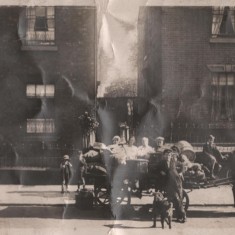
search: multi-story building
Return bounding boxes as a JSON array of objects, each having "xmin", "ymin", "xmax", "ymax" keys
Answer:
[
  {"xmin": 138, "ymin": 6, "xmax": 235, "ymax": 143},
  {"xmin": 0, "ymin": 5, "xmax": 96, "ymax": 170}
]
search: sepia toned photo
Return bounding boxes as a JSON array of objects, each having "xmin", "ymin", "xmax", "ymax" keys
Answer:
[{"xmin": 0, "ymin": 0, "xmax": 234, "ymax": 234}]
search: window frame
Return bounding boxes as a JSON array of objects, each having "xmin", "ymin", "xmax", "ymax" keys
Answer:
[
  {"xmin": 208, "ymin": 64, "xmax": 235, "ymax": 122},
  {"xmin": 210, "ymin": 72, "xmax": 235, "ymax": 121},
  {"xmin": 210, "ymin": 6, "xmax": 235, "ymax": 43},
  {"xmin": 26, "ymin": 118, "xmax": 55, "ymax": 134},
  {"xmin": 21, "ymin": 6, "xmax": 58, "ymax": 51},
  {"xmin": 26, "ymin": 84, "xmax": 55, "ymax": 98}
]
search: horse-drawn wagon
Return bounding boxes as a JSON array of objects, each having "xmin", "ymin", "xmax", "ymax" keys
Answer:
[
  {"xmin": 83, "ymin": 145, "xmax": 188, "ymax": 211},
  {"xmin": 83, "ymin": 141, "xmax": 235, "ymax": 212}
]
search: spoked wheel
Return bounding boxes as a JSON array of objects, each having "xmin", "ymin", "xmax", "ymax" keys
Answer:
[
  {"xmin": 182, "ymin": 190, "xmax": 189, "ymax": 211},
  {"xmin": 226, "ymin": 169, "xmax": 232, "ymax": 178},
  {"xmin": 94, "ymin": 185, "xmax": 111, "ymax": 205},
  {"xmin": 111, "ymin": 185, "xmax": 131, "ymax": 206},
  {"xmin": 94, "ymin": 182, "xmax": 131, "ymax": 206},
  {"xmin": 110, "ymin": 184, "xmax": 132, "ymax": 219}
]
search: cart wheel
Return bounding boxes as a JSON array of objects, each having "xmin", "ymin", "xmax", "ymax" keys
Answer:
[
  {"xmin": 113, "ymin": 187, "xmax": 131, "ymax": 205},
  {"xmin": 94, "ymin": 185, "xmax": 110, "ymax": 205},
  {"xmin": 226, "ymin": 169, "xmax": 232, "ymax": 178},
  {"xmin": 111, "ymin": 182, "xmax": 131, "ymax": 206},
  {"xmin": 182, "ymin": 190, "xmax": 189, "ymax": 211}
]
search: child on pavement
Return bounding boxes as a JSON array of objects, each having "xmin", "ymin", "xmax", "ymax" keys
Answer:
[
  {"xmin": 77, "ymin": 151, "xmax": 87, "ymax": 191},
  {"xmin": 60, "ymin": 155, "xmax": 72, "ymax": 193}
]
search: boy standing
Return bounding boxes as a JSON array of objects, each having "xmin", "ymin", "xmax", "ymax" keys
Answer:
[
  {"xmin": 77, "ymin": 151, "xmax": 87, "ymax": 191},
  {"xmin": 60, "ymin": 155, "xmax": 72, "ymax": 193}
]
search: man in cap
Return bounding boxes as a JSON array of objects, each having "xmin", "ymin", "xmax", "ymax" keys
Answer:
[
  {"xmin": 60, "ymin": 155, "xmax": 72, "ymax": 193},
  {"xmin": 108, "ymin": 135, "xmax": 126, "ymax": 164},
  {"xmin": 108, "ymin": 136, "xmax": 121, "ymax": 152},
  {"xmin": 155, "ymin": 137, "xmax": 165, "ymax": 152},
  {"xmin": 155, "ymin": 148, "xmax": 173, "ymax": 188},
  {"xmin": 203, "ymin": 135, "xmax": 227, "ymax": 179}
]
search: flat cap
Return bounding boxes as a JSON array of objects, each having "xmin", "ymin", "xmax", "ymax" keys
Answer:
[
  {"xmin": 112, "ymin": 136, "xmax": 121, "ymax": 141},
  {"xmin": 209, "ymin": 135, "xmax": 215, "ymax": 140},
  {"xmin": 163, "ymin": 148, "xmax": 173, "ymax": 154},
  {"xmin": 63, "ymin": 155, "xmax": 69, "ymax": 160}
]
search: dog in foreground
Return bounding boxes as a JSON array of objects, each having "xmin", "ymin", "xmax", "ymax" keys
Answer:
[{"xmin": 152, "ymin": 191, "xmax": 173, "ymax": 229}]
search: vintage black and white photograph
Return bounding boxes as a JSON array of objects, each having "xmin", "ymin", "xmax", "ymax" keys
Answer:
[{"xmin": 0, "ymin": 0, "xmax": 235, "ymax": 234}]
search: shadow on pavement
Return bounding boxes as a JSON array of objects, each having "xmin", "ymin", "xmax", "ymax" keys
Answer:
[
  {"xmin": 104, "ymin": 224, "xmax": 154, "ymax": 229},
  {"xmin": 0, "ymin": 205, "xmax": 112, "ymax": 220},
  {"xmin": 187, "ymin": 209, "xmax": 235, "ymax": 218},
  {"xmin": 0, "ymin": 204, "xmax": 234, "ymax": 220},
  {"xmin": 7, "ymin": 190, "xmax": 74, "ymax": 199},
  {"xmin": 0, "ymin": 204, "xmax": 154, "ymax": 220}
]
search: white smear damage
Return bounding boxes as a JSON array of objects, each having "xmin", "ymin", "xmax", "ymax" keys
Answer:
[
  {"xmin": 96, "ymin": 0, "xmax": 149, "ymax": 97},
  {"xmin": 61, "ymin": 75, "xmax": 75, "ymax": 97}
]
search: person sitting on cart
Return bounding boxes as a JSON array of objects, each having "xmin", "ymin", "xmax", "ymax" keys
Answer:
[
  {"xmin": 60, "ymin": 155, "xmax": 72, "ymax": 193},
  {"xmin": 171, "ymin": 146, "xmax": 205, "ymax": 181},
  {"xmin": 137, "ymin": 137, "xmax": 155, "ymax": 160},
  {"xmin": 108, "ymin": 136, "xmax": 121, "ymax": 152},
  {"xmin": 77, "ymin": 151, "xmax": 87, "ymax": 192},
  {"xmin": 123, "ymin": 136, "xmax": 138, "ymax": 160},
  {"xmin": 203, "ymin": 135, "xmax": 227, "ymax": 179},
  {"xmin": 122, "ymin": 136, "xmax": 140, "ymax": 193},
  {"xmin": 155, "ymin": 136, "xmax": 166, "ymax": 153},
  {"xmin": 107, "ymin": 135, "xmax": 126, "ymax": 164}
]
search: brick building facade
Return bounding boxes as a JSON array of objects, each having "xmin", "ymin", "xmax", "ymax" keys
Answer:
[
  {"xmin": 138, "ymin": 6, "xmax": 235, "ymax": 143},
  {"xmin": 0, "ymin": 5, "xmax": 96, "ymax": 169}
]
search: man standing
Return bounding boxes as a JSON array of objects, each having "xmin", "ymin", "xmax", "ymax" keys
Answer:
[
  {"xmin": 203, "ymin": 135, "xmax": 226, "ymax": 179},
  {"xmin": 155, "ymin": 148, "xmax": 186, "ymax": 222},
  {"xmin": 77, "ymin": 151, "xmax": 87, "ymax": 192},
  {"xmin": 232, "ymin": 152, "xmax": 235, "ymax": 207}
]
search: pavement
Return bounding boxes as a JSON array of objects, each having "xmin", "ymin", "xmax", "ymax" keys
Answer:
[{"xmin": 0, "ymin": 184, "xmax": 234, "ymax": 206}]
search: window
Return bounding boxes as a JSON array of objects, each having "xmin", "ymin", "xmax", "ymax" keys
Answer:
[
  {"xmin": 27, "ymin": 119, "xmax": 55, "ymax": 133},
  {"xmin": 211, "ymin": 6, "xmax": 235, "ymax": 42},
  {"xmin": 24, "ymin": 6, "xmax": 55, "ymax": 46},
  {"xmin": 211, "ymin": 73, "xmax": 235, "ymax": 121},
  {"xmin": 34, "ymin": 7, "xmax": 48, "ymax": 31},
  {"xmin": 26, "ymin": 84, "xmax": 55, "ymax": 98},
  {"xmin": 26, "ymin": 84, "xmax": 55, "ymax": 134}
]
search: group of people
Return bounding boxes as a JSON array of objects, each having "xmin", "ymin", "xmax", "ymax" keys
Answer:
[
  {"xmin": 59, "ymin": 133, "xmax": 228, "ymax": 223},
  {"xmin": 107, "ymin": 135, "xmax": 155, "ymax": 163},
  {"xmin": 105, "ymin": 134, "xmax": 227, "ymax": 222},
  {"xmin": 108, "ymin": 134, "xmax": 227, "ymax": 179}
]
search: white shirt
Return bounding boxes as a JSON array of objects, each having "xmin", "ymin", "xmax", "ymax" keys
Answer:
[
  {"xmin": 108, "ymin": 144, "xmax": 127, "ymax": 164},
  {"xmin": 123, "ymin": 145, "xmax": 138, "ymax": 160},
  {"xmin": 137, "ymin": 145, "xmax": 155, "ymax": 159}
]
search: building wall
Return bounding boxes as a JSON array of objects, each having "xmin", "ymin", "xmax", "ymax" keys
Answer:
[
  {"xmin": 137, "ymin": 7, "xmax": 166, "ymax": 141},
  {"xmin": 138, "ymin": 7, "xmax": 162, "ymax": 100},
  {"xmin": 0, "ymin": 6, "xmax": 96, "ymax": 161},
  {"xmin": 161, "ymin": 7, "xmax": 211, "ymax": 123},
  {"xmin": 138, "ymin": 7, "xmax": 235, "ymax": 142}
]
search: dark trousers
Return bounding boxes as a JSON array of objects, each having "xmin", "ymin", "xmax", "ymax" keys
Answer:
[{"xmin": 232, "ymin": 184, "xmax": 235, "ymax": 207}]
